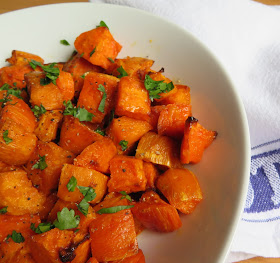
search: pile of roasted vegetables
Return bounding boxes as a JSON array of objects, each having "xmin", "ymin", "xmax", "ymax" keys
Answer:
[{"xmin": 0, "ymin": 21, "xmax": 217, "ymax": 263}]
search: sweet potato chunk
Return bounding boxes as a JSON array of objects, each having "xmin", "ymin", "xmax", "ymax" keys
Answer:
[
  {"xmin": 157, "ymin": 104, "xmax": 192, "ymax": 139},
  {"xmin": 71, "ymin": 239, "xmax": 91, "ymax": 263},
  {"xmin": 156, "ymin": 168, "xmax": 203, "ymax": 214},
  {"xmin": 86, "ymin": 258, "xmax": 99, "ymax": 263},
  {"xmin": 0, "ymin": 170, "xmax": 46, "ymax": 215},
  {"xmin": 135, "ymin": 132, "xmax": 182, "ymax": 169},
  {"xmin": 143, "ymin": 162, "xmax": 159, "ymax": 189},
  {"xmin": 28, "ymin": 228, "xmax": 74, "ymax": 263},
  {"xmin": 74, "ymin": 138, "xmax": 117, "ymax": 174},
  {"xmin": 0, "ymin": 119, "xmax": 37, "ymax": 165},
  {"xmin": 107, "ymin": 116, "xmax": 152, "ymax": 154},
  {"xmin": 115, "ymin": 76, "xmax": 151, "ymax": 121},
  {"xmin": 59, "ymin": 116, "xmax": 103, "ymax": 155},
  {"xmin": 38, "ymin": 193, "xmax": 58, "ymax": 221},
  {"xmin": 6, "ymin": 50, "xmax": 44, "ymax": 66},
  {"xmin": 112, "ymin": 249, "xmax": 145, "ymax": 263},
  {"xmin": 34, "ymin": 110, "xmax": 63, "ymax": 142},
  {"xmin": 108, "ymin": 156, "xmax": 147, "ymax": 193},
  {"xmin": 0, "ymin": 160, "xmax": 19, "ymax": 173},
  {"xmin": 26, "ymin": 141, "xmax": 74, "ymax": 195},
  {"xmin": 25, "ymin": 72, "xmax": 64, "ymax": 110},
  {"xmin": 58, "ymin": 164, "xmax": 108, "ymax": 204},
  {"xmin": 63, "ymin": 52, "xmax": 103, "ymax": 97},
  {"xmin": 131, "ymin": 191, "xmax": 182, "ymax": 232},
  {"xmin": 77, "ymin": 72, "xmax": 119, "ymax": 123},
  {"xmin": 56, "ymin": 71, "xmax": 75, "ymax": 102},
  {"xmin": 180, "ymin": 117, "xmax": 217, "ymax": 164},
  {"xmin": 89, "ymin": 209, "xmax": 138, "ymax": 262},
  {"xmin": 74, "ymin": 26, "xmax": 122, "ymax": 70},
  {"xmin": 0, "ymin": 214, "xmax": 40, "ymax": 242},
  {"xmin": 148, "ymin": 105, "xmax": 166, "ymax": 131}
]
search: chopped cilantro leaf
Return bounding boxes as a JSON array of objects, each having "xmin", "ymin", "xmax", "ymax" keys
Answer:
[
  {"xmin": 96, "ymin": 20, "xmax": 109, "ymax": 29},
  {"xmin": 0, "ymin": 206, "xmax": 8, "ymax": 214},
  {"xmin": 31, "ymin": 222, "xmax": 53, "ymax": 234},
  {"xmin": 119, "ymin": 140, "xmax": 128, "ymax": 151},
  {"xmin": 63, "ymin": 100, "xmax": 94, "ymax": 122},
  {"xmin": 32, "ymin": 155, "xmax": 48, "ymax": 170},
  {"xmin": 77, "ymin": 199, "xmax": 90, "ymax": 216},
  {"xmin": 120, "ymin": 191, "xmax": 132, "ymax": 202},
  {"xmin": 32, "ymin": 104, "xmax": 46, "ymax": 118},
  {"xmin": 67, "ymin": 176, "xmax": 77, "ymax": 192},
  {"xmin": 80, "ymin": 74, "xmax": 86, "ymax": 79},
  {"xmin": 6, "ymin": 230, "xmax": 25, "ymax": 243},
  {"xmin": 97, "ymin": 84, "xmax": 107, "ymax": 113},
  {"xmin": 0, "ymin": 83, "xmax": 10, "ymax": 90},
  {"xmin": 53, "ymin": 207, "xmax": 80, "ymax": 230},
  {"xmin": 107, "ymin": 57, "xmax": 115, "ymax": 63},
  {"xmin": 144, "ymin": 75, "xmax": 174, "ymax": 102},
  {"xmin": 77, "ymin": 186, "xmax": 96, "ymax": 202},
  {"xmin": 117, "ymin": 66, "xmax": 128, "ymax": 78},
  {"xmin": 60, "ymin": 39, "xmax": 70, "ymax": 46},
  {"xmin": 95, "ymin": 127, "xmax": 105, "ymax": 136},
  {"xmin": 89, "ymin": 47, "xmax": 96, "ymax": 57},
  {"xmin": 0, "ymin": 83, "xmax": 23, "ymax": 107},
  {"xmin": 96, "ymin": 205, "xmax": 134, "ymax": 215},
  {"xmin": 3, "ymin": 130, "xmax": 12, "ymax": 145}
]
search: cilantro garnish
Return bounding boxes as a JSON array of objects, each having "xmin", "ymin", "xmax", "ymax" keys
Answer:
[
  {"xmin": 77, "ymin": 199, "xmax": 90, "ymax": 217},
  {"xmin": 119, "ymin": 140, "xmax": 128, "ymax": 151},
  {"xmin": 89, "ymin": 47, "xmax": 96, "ymax": 57},
  {"xmin": 97, "ymin": 84, "xmax": 107, "ymax": 113},
  {"xmin": 120, "ymin": 191, "xmax": 132, "ymax": 202},
  {"xmin": 107, "ymin": 57, "xmax": 115, "ymax": 63},
  {"xmin": 30, "ymin": 222, "xmax": 53, "ymax": 234},
  {"xmin": 6, "ymin": 230, "xmax": 25, "ymax": 243},
  {"xmin": 53, "ymin": 207, "xmax": 80, "ymax": 230},
  {"xmin": 60, "ymin": 39, "xmax": 70, "ymax": 46},
  {"xmin": 3, "ymin": 130, "xmax": 12, "ymax": 145},
  {"xmin": 144, "ymin": 75, "xmax": 174, "ymax": 102},
  {"xmin": 67, "ymin": 176, "xmax": 77, "ymax": 192},
  {"xmin": 97, "ymin": 20, "xmax": 109, "ymax": 29},
  {"xmin": 80, "ymin": 74, "xmax": 86, "ymax": 79},
  {"xmin": 0, "ymin": 83, "xmax": 23, "ymax": 108},
  {"xmin": 95, "ymin": 127, "xmax": 105, "ymax": 136},
  {"xmin": 32, "ymin": 155, "xmax": 48, "ymax": 170},
  {"xmin": 0, "ymin": 206, "xmax": 8, "ymax": 214},
  {"xmin": 117, "ymin": 66, "xmax": 128, "ymax": 78},
  {"xmin": 76, "ymin": 186, "xmax": 96, "ymax": 216},
  {"xmin": 63, "ymin": 101, "xmax": 94, "ymax": 122},
  {"xmin": 31, "ymin": 104, "xmax": 46, "ymax": 118},
  {"xmin": 29, "ymin": 60, "xmax": 60, "ymax": 86},
  {"xmin": 96, "ymin": 205, "xmax": 134, "ymax": 215},
  {"xmin": 0, "ymin": 83, "xmax": 10, "ymax": 90}
]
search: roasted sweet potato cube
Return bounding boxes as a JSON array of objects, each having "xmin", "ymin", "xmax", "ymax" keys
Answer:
[
  {"xmin": 0, "ymin": 214, "xmax": 40, "ymax": 242},
  {"xmin": 71, "ymin": 239, "xmax": 91, "ymax": 263},
  {"xmin": 131, "ymin": 191, "xmax": 182, "ymax": 232},
  {"xmin": 148, "ymin": 71, "xmax": 171, "ymax": 83},
  {"xmin": 156, "ymin": 168, "xmax": 203, "ymax": 214},
  {"xmin": 56, "ymin": 71, "xmax": 75, "ymax": 102},
  {"xmin": 0, "ymin": 119, "xmax": 37, "ymax": 165},
  {"xmin": 143, "ymin": 162, "xmax": 159, "ymax": 189},
  {"xmin": 89, "ymin": 209, "xmax": 138, "ymax": 262},
  {"xmin": 58, "ymin": 164, "xmax": 108, "ymax": 204},
  {"xmin": 108, "ymin": 57, "xmax": 154, "ymax": 79},
  {"xmin": 25, "ymin": 72, "xmax": 64, "ymax": 110},
  {"xmin": 1, "ymin": 245, "xmax": 35, "ymax": 263},
  {"xmin": 180, "ymin": 117, "xmax": 217, "ymax": 164},
  {"xmin": 0, "ymin": 99, "xmax": 36, "ymax": 133},
  {"xmin": 135, "ymin": 132, "xmax": 182, "ymax": 169},
  {"xmin": 0, "ymin": 65, "xmax": 33, "ymax": 89},
  {"xmin": 155, "ymin": 85, "xmax": 191, "ymax": 105},
  {"xmin": 0, "ymin": 160, "xmax": 19, "ymax": 173},
  {"xmin": 59, "ymin": 116, "xmax": 103, "ymax": 155},
  {"xmin": 86, "ymin": 258, "xmax": 99, "ymax": 263},
  {"xmin": 115, "ymin": 76, "xmax": 151, "ymax": 121},
  {"xmin": 74, "ymin": 138, "xmax": 117, "ymax": 174},
  {"xmin": 38, "ymin": 193, "xmax": 58, "ymax": 221},
  {"xmin": 107, "ymin": 116, "xmax": 152, "ymax": 154},
  {"xmin": 74, "ymin": 26, "xmax": 122, "ymax": 70},
  {"xmin": 77, "ymin": 72, "xmax": 119, "ymax": 123},
  {"xmin": 48, "ymin": 199, "xmax": 96, "ymax": 233},
  {"xmin": 148, "ymin": 105, "xmax": 166, "ymax": 131},
  {"xmin": 157, "ymin": 104, "xmax": 192, "ymax": 139},
  {"xmin": 6, "ymin": 50, "xmax": 44, "ymax": 66},
  {"xmin": 34, "ymin": 110, "xmax": 63, "ymax": 142},
  {"xmin": 108, "ymin": 156, "xmax": 147, "ymax": 193},
  {"xmin": 63, "ymin": 52, "xmax": 103, "ymax": 97},
  {"xmin": 26, "ymin": 141, "xmax": 74, "ymax": 195},
  {"xmin": 28, "ymin": 228, "xmax": 74, "ymax": 263},
  {"xmin": 112, "ymin": 249, "xmax": 145, "ymax": 263},
  {"xmin": 0, "ymin": 170, "xmax": 46, "ymax": 215}
]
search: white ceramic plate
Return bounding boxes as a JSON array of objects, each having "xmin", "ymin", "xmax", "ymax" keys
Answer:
[{"xmin": 0, "ymin": 3, "xmax": 251, "ymax": 263}]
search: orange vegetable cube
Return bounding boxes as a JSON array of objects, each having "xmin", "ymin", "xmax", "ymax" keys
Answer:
[
  {"xmin": 112, "ymin": 249, "xmax": 145, "ymax": 263},
  {"xmin": 143, "ymin": 162, "xmax": 159, "ymax": 189},
  {"xmin": 86, "ymin": 258, "xmax": 99, "ymax": 263},
  {"xmin": 58, "ymin": 164, "xmax": 108, "ymax": 204},
  {"xmin": 34, "ymin": 110, "xmax": 63, "ymax": 142},
  {"xmin": 180, "ymin": 117, "xmax": 217, "ymax": 164},
  {"xmin": 0, "ymin": 170, "xmax": 46, "ymax": 215},
  {"xmin": 56, "ymin": 71, "xmax": 75, "ymax": 102},
  {"xmin": 0, "ymin": 119, "xmax": 37, "ymax": 165},
  {"xmin": 6, "ymin": 50, "xmax": 44, "ymax": 66},
  {"xmin": 89, "ymin": 209, "xmax": 138, "ymax": 262},
  {"xmin": 71, "ymin": 239, "xmax": 91, "ymax": 263},
  {"xmin": 115, "ymin": 76, "xmax": 151, "ymax": 121},
  {"xmin": 108, "ymin": 156, "xmax": 147, "ymax": 193},
  {"xmin": 26, "ymin": 141, "xmax": 74, "ymax": 195},
  {"xmin": 74, "ymin": 27, "xmax": 122, "ymax": 70},
  {"xmin": 74, "ymin": 138, "xmax": 117, "ymax": 174},
  {"xmin": 63, "ymin": 52, "xmax": 103, "ymax": 97},
  {"xmin": 107, "ymin": 116, "xmax": 152, "ymax": 154},
  {"xmin": 0, "ymin": 160, "xmax": 19, "ymax": 173},
  {"xmin": 28, "ymin": 228, "xmax": 74, "ymax": 263},
  {"xmin": 156, "ymin": 168, "xmax": 203, "ymax": 214},
  {"xmin": 38, "ymin": 193, "xmax": 58, "ymax": 221},
  {"xmin": 148, "ymin": 105, "xmax": 166, "ymax": 131},
  {"xmin": 77, "ymin": 72, "xmax": 119, "ymax": 123},
  {"xmin": 59, "ymin": 116, "xmax": 103, "ymax": 155},
  {"xmin": 131, "ymin": 191, "xmax": 182, "ymax": 232},
  {"xmin": 135, "ymin": 132, "xmax": 182, "ymax": 169},
  {"xmin": 157, "ymin": 104, "xmax": 192, "ymax": 139}
]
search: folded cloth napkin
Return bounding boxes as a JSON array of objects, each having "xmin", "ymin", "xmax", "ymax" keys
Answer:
[{"xmin": 91, "ymin": 0, "xmax": 280, "ymax": 261}]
